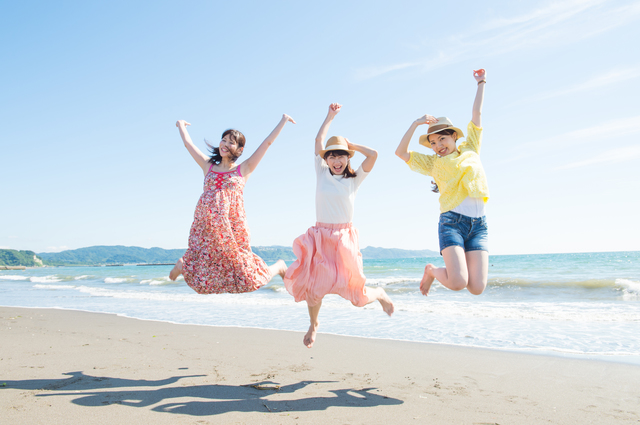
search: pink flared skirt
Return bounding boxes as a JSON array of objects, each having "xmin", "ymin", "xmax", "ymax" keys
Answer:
[{"xmin": 283, "ymin": 222, "xmax": 368, "ymax": 307}]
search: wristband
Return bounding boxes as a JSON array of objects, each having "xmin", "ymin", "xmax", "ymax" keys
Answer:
[{"xmin": 477, "ymin": 80, "xmax": 486, "ymax": 85}]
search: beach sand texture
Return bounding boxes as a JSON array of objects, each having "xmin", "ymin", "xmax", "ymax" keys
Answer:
[{"xmin": 2, "ymin": 307, "xmax": 639, "ymax": 424}]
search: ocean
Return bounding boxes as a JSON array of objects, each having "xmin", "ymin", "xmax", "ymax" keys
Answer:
[{"xmin": 1, "ymin": 251, "xmax": 639, "ymax": 364}]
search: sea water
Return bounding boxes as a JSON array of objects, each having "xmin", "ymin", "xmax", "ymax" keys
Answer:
[{"xmin": 1, "ymin": 251, "xmax": 638, "ymax": 364}]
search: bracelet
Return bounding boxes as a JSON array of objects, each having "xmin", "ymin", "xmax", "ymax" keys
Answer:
[{"xmin": 477, "ymin": 80, "xmax": 486, "ymax": 85}]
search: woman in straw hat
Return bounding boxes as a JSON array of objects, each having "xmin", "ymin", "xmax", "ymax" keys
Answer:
[
  {"xmin": 395, "ymin": 69, "xmax": 489, "ymax": 297},
  {"xmin": 284, "ymin": 103, "xmax": 394, "ymax": 348}
]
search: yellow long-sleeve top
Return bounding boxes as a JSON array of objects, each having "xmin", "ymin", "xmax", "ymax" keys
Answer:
[{"xmin": 406, "ymin": 121, "xmax": 489, "ymax": 213}]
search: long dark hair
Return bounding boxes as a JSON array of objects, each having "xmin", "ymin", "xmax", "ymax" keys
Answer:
[
  {"xmin": 428, "ymin": 129, "xmax": 458, "ymax": 193},
  {"xmin": 324, "ymin": 150, "xmax": 357, "ymax": 178},
  {"xmin": 206, "ymin": 129, "xmax": 246, "ymax": 165}
]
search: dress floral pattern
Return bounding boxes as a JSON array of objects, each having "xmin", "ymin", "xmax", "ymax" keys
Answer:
[{"xmin": 182, "ymin": 167, "xmax": 270, "ymax": 294}]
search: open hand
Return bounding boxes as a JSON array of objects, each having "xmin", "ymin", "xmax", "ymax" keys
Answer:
[
  {"xmin": 415, "ymin": 114, "xmax": 438, "ymax": 126},
  {"xmin": 176, "ymin": 120, "xmax": 191, "ymax": 128},
  {"xmin": 473, "ymin": 68, "xmax": 486, "ymax": 82},
  {"xmin": 283, "ymin": 114, "xmax": 296, "ymax": 124}
]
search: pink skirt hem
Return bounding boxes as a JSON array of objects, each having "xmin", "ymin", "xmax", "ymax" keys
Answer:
[{"xmin": 283, "ymin": 222, "xmax": 369, "ymax": 307}]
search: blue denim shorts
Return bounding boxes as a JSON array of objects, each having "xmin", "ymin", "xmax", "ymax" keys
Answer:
[{"xmin": 438, "ymin": 211, "xmax": 489, "ymax": 254}]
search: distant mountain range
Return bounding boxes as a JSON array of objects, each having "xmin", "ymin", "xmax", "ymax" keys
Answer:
[{"xmin": 0, "ymin": 245, "xmax": 439, "ymax": 267}]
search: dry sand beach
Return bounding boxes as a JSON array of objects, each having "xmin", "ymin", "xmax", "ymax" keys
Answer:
[{"xmin": 1, "ymin": 306, "xmax": 639, "ymax": 424}]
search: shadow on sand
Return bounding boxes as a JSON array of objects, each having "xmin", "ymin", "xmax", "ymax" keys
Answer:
[{"xmin": 5, "ymin": 371, "xmax": 403, "ymax": 415}]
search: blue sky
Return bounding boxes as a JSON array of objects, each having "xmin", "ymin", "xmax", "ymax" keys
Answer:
[{"xmin": 1, "ymin": 0, "xmax": 639, "ymax": 255}]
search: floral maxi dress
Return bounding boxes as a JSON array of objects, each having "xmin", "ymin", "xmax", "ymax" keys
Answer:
[{"xmin": 182, "ymin": 166, "xmax": 271, "ymax": 294}]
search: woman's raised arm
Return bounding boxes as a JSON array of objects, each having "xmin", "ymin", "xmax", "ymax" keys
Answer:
[
  {"xmin": 472, "ymin": 69, "xmax": 486, "ymax": 128},
  {"xmin": 315, "ymin": 103, "xmax": 341, "ymax": 156},
  {"xmin": 176, "ymin": 120, "xmax": 210, "ymax": 175},
  {"xmin": 240, "ymin": 114, "xmax": 296, "ymax": 181},
  {"xmin": 395, "ymin": 114, "xmax": 437, "ymax": 162}
]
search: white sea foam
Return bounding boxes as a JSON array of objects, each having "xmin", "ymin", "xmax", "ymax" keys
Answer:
[
  {"xmin": 616, "ymin": 278, "xmax": 640, "ymax": 300},
  {"xmin": 140, "ymin": 277, "xmax": 177, "ymax": 286},
  {"xmin": 366, "ymin": 277, "xmax": 419, "ymax": 286},
  {"xmin": 0, "ymin": 275, "xmax": 30, "ymax": 281},
  {"xmin": 30, "ymin": 276, "xmax": 62, "ymax": 283},
  {"xmin": 33, "ymin": 284, "xmax": 76, "ymax": 290},
  {"xmin": 104, "ymin": 277, "xmax": 128, "ymax": 284},
  {"xmin": 74, "ymin": 275, "xmax": 91, "ymax": 280}
]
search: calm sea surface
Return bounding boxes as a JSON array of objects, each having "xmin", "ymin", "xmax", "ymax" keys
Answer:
[{"xmin": 2, "ymin": 251, "xmax": 638, "ymax": 363}]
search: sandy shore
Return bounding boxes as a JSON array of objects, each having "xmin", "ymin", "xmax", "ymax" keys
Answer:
[{"xmin": 1, "ymin": 307, "xmax": 639, "ymax": 424}]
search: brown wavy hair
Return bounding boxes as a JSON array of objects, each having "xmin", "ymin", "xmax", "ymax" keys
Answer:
[{"xmin": 206, "ymin": 129, "xmax": 246, "ymax": 165}]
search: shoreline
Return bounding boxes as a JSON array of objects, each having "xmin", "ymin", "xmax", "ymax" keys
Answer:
[
  {"xmin": 2, "ymin": 306, "xmax": 639, "ymax": 424},
  {"xmin": 5, "ymin": 304, "xmax": 640, "ymax": 367}
]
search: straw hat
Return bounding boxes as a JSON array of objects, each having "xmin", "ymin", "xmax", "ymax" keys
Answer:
[
  {"xmin": 319, "ymin": 136, "xmax": 355, "ymax": 158},
  {"xmin": 418, "ymin": 117, "xmax": 464, "ymax": 147}
]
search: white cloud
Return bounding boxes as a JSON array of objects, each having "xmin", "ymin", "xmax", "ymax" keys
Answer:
[
  {"xmin": 355, "ymin": 0, "xmax": 640, "ymax": 79},
  {"xmin": 516, "ymin": 67, "xmax": 640, "ymax": 103},
  {"xmin": 555, "ymin": 145, "xmax": 640, "ymax": 169},
  {"xmin": 502, "ymin": 115, "xmax": 640, "ymax": 162}
]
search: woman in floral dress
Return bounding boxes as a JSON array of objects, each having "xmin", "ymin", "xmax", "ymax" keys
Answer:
[{"xmin": 169, "ymin": 114, "xmax": 295, "ymax": 293}]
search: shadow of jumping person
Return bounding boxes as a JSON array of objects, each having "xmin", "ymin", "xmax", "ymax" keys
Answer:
[
  {"xmin": 3, "ymin": 371, "xmax": 205, "ymax": 391},
  {"xmin": 35, "ymin": 379, "xmax": 403, "ymax": 415}
]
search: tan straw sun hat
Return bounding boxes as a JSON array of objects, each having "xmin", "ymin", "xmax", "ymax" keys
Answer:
[
  {"xmin": 319, "ymin": 136, "xmax": 355, "ymax": 158},
  {"xmin": 418, "ymin": 117, "xmax": 464, "ymax": 147}
]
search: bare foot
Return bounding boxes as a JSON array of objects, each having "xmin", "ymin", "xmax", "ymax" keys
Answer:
[
  {"xmin": 169, "ymin": 258, "xmax": 183, "ymax": 281},
  {"xmin": 420, "ymin": 264, "xmax": 435, "ymax": 296},
  {"xmin": 378, "ymin": 290, "xmax": 394, "ymax": 316},
  {"xmin": 303, "ymin": 322, "xmax": 319, "ymax": 348}
]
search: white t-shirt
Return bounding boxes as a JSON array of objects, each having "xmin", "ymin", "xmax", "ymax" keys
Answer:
[
  {"xmin": 451, "ymin": 196, "xmax": 486, "ymax": 218},
  {"xmin": 315, "ymin": 154, "xmax": 369, "ymax": 223}
]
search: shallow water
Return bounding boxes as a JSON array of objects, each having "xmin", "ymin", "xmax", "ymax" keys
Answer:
[{"xmin": 1, "ymin": 251, "xmax": 639, "ymax": 364}]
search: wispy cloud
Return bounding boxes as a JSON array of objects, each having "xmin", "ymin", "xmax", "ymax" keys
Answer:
[
  {"xmin": 354, "ymin": 62, "xmax": 418, "ymax": 80},
  {"xmin": 499, "ymin": 115, "xmax": 640, "ymax": 164},
  {"xmin": 515, "ymin": 67, "xmax": 640, "ymax": 103},
  {"xmin": 555, "ymin": 145, "xmax": 640, "ymax": 169},
  {"xmin": 533, "ymin": 115, "xmax": 640, "ymax": 148},
  {"xmin": 355, "ymin": 0, "xmax": 640, "ymax": 80}
]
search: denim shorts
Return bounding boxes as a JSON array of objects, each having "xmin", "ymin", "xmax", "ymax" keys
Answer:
[{"xmin": 438, "ymin": 211, "xmax": 489, "ymax": 254}]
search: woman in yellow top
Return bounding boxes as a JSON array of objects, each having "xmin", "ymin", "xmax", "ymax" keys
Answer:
[{"xmin": 395, "ymin": 69, "xmax": 489, "ymax": 296}]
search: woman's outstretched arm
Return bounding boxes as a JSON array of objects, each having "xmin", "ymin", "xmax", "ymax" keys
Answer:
[
  {"xmin": 472, "ymin": 68, "xmax": 486, "ymax": 128},
  {"xmin": 240, "ymin": 114, "xmax": 296, "ymax": 181},
  {"xmin": 176, "ymin": 120, "xmax": 210, "ymax": 174},
  {"xmin": 315, "ymin": 103, "xmax": 341, "ymax": 156},
  {"xmin": 395, "ymin": 114, "xmax": 436, "ymax": 162},
  {"xmin": 347, "ymin": 140, "xmax": 378, "ymax": 173}
]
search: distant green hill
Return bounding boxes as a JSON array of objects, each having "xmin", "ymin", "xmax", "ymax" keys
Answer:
[
  {"xmin": 0, "ymin": 249, "xmax": 44, "ymax": 267},
  {"xmin": 37, "ymin": 245, "xmax": 186, "ymax": 266},
  {"xmin": 30, "ymin": 244, "xmax": 438, "ymax": 266}
]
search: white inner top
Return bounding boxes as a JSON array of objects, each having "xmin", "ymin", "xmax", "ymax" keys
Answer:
[
  {"xmin": 315, "ymin": 154, "xmax": 368, "ymax": 223},
  {"xmin": 451, "ymin": 196, "xmax": 486, "ymax": 218}
]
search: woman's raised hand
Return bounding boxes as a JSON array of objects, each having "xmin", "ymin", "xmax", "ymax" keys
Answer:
[
  {"xmin": 328, "ymin": 103, "xmax": 342, "ymax": 118},
  {"xmin": 473, "ymin": 68, "xmax": 486, "ymax": 82},
  {"xmin": 176, "ymin": 120, "xmax": 191, "ymax": 128},
  {"xmin": 283, "ymin": 114, "xmax": 296, "ymax": 124},
  {"xmin": 415, "ymin": 114, "xmax": 438, "ymax": 126}
]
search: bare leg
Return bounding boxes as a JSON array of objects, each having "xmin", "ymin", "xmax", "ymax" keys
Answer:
[
  {"xmin": 430, "ymin": 246, "xmax": 469, "ymax": 291},
  {"xmin": 267, "ymin": 259, "xmax": 288, "ymax": 280},
  {"xmin": 304, "ymin": 300, "xmax": 322, "ymax": 348},
  {"xmin": 169, "ymin": 257, "xmax": 183, "ymax": 281},
  {"xmin": 363, "ymin": 287, "xmax": 394, "ymax": 316},
  {"xmin": 465, "ymin": 250, "xmax": 489, "ymax": 295}
]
